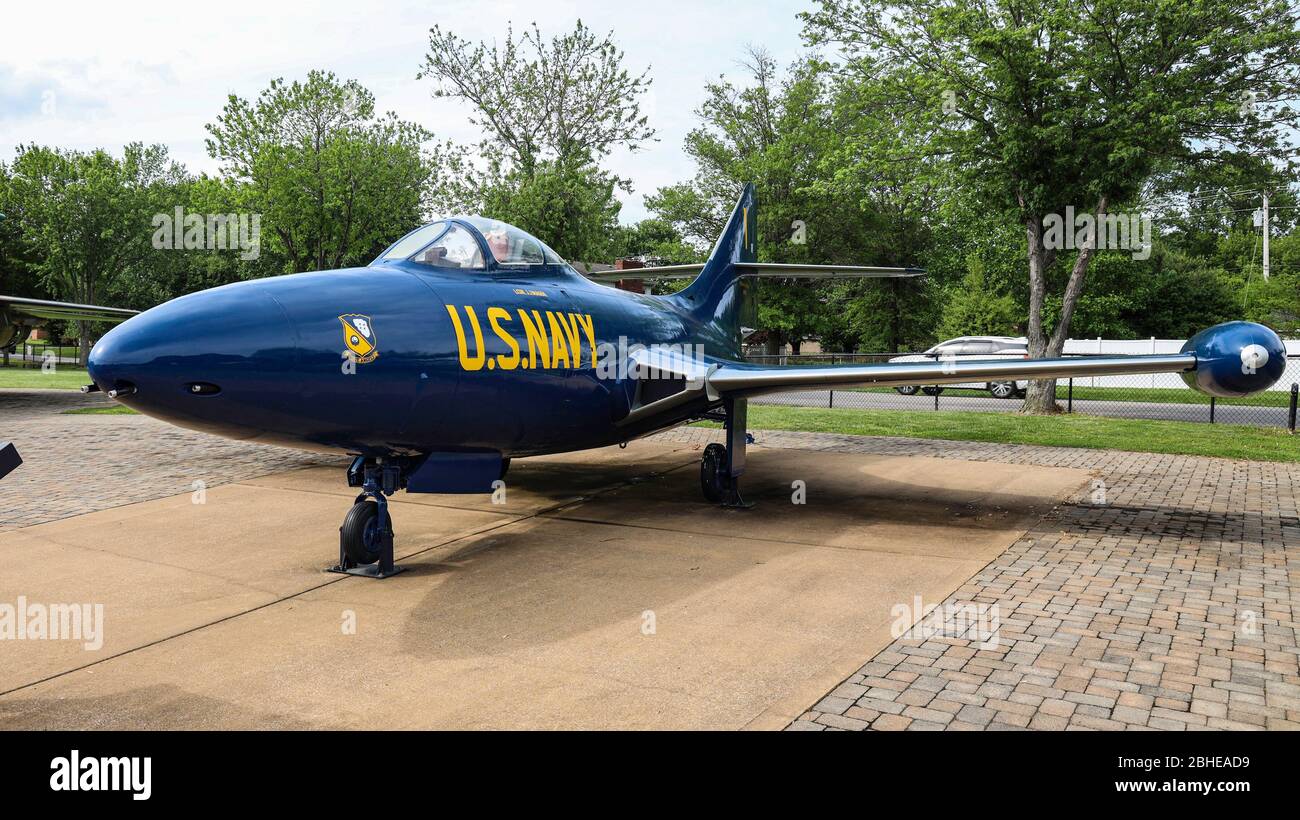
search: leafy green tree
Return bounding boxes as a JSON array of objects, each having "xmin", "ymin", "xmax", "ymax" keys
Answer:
[
  {"xmin": 803, "ymin": 0, "xmax": 1300, "ymax": 411},
  {"xmin": 649, "ymin": 51, "xmax": 834, "ymax": 351},
  {"xmin": 0, "ymin": 165, "xmax": 45, "ymax": 301},
  {"xmin": 937, "ymin": 259, "xmax": 1022, "ymax": 339},
  {"xmin": 2, "ymin": 143, "xmax": 178, "ymax": 360},
  {"xmin": 205, "ymin": 71, "xmax": 439, "ymax": 273},
  {"xmin": 419, "ymin": 21, "xmax": 653, "ymax": 262},
  {"xmin": 650, "ymin": 49, "xmax": 939, "ymax": 353},
  {"xmin": 480, "ymin": 159, "xmax": 623, "ymax": 263},
  {"xmin": 609, "ymin": 217, "xmax": 699, "ymax": 265},
  {"xmin": 111, "ymin": 173, "xmax": 266, "ymax": 309}
]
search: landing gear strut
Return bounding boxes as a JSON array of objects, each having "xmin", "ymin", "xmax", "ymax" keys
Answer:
[
  {"xmin": 329, "ymin": 459, "xmax": 406, "ymax": 579},
  {"xmin": 699, "ymin": 397, "xmax": 753, "ymax": 508}
]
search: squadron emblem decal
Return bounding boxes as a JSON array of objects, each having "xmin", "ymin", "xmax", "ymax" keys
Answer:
[{"xmin": 339, "ymin": 313, "xmax": 379, "ymax": 364}]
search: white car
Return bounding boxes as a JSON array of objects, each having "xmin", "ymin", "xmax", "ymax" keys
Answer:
[{"xmin": 889, "ymin": 336, "xmax": 1030, "ymax": 398}]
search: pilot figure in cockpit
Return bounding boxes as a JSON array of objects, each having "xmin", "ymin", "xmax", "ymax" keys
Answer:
[{"xmin": 482, "ymin": 228, "xmax": 512, "ymax": 263}]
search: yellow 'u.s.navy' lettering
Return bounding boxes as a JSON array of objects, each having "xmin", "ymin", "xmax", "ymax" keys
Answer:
[
  {"xmin": 518, "ymin": 309, "xmax": 551, "ymax": 369},
  {"xmin": 546, "ymin": 312, "xmax": 571, "ymax": 368},
  {"xmin": 446, "ymin": 305, "xmax": 597, "ymax": 372},
  {"xmin": 487, "ymin": 307, "xmax": 520, "ymax": 370},
  {"xmin": 445, "ymin": 305, "xmax": 486, "ymax": 370}
]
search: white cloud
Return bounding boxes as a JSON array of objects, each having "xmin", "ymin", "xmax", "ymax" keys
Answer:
[{"xmin": 0, "ymin": 0, "xmax": 812, "ymax": 222}]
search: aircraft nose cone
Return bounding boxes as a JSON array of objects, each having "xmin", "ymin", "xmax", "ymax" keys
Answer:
[{"xmin": 88, "ymin": 282, "xmax": 297, "ymax": 432}]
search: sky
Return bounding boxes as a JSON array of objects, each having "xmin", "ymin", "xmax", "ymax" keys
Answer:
[{"xmin": 0, "ymin": 0, "xmax": 816, "ymax": 223}]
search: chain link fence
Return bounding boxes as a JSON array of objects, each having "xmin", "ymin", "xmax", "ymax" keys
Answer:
[
  {"xmin": 2, "ymin": 343, "xmax": 84, "ymax": 369},
  {"xmin": 745, "ymin": 352, "xmax": 1300, "ymax": 429}
]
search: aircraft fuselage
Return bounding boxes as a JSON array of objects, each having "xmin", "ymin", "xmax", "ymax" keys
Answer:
[{"xmin": 88, "ymin": 262, "xmax": 733, "ymax": 458}]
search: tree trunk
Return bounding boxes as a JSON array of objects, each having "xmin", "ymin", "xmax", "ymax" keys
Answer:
[
  {"xmin": 1022, "ymin": 375, "xmax": 1060, "ymax": 414},
  {"xmin": 764, "ymin": 331, "xmax": 784, "ymax": 356},
  {"xmin": 1021, "ymin": 213, "xmax": 1058, "ymax": 413},
  {"xmin": 1019, "ymin": 196, "xmax": 1107, "ymax": 415},
  {"xmin": 78, "ymin": 320, "xmax": 90, "ymax": 367}
]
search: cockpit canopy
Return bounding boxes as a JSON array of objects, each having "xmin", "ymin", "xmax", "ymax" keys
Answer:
[{"xmin": 374, "ymin": 217, "xmax": 565, "ymax": 270}]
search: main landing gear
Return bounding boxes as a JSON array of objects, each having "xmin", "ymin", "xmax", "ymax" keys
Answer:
[
  {"xmin": 329, "ymin": 458, "xmax": 406, "ymax": 579},
  {"xmin": 700, "ymin": 397, "xmax": 753, "ymax": 508}
]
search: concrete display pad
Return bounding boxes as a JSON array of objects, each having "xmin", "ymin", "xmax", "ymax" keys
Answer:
[{"xmin": 0, "ymin": 441, "xmax": 1090, "ymax": 729}]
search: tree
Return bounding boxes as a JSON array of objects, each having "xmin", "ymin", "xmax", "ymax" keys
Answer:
[
  {"xmin": 419, "ymin": 20, "xmax": 654, "ymax": 263},
  {"xmin": 651, "ymin": 49, "xmax": 941, "ymax": 353},
  {"xmin": 0, "ymin": 166, "xmax": 45, "ymax": 300},
  {"xmin": 205, "ymin": 71, "xmax": 440, "ymax": 273},
  {"xmin": 479, "ymin": 158, "xmax": 623, "ymax": 263},
  {"xmin": 649, "ymin": 51, "xmax": 837, "ymax": 351},
  {"xmin": 609, "ymin": 217, "xmax": 699, "ymax": 265},
  {"xmin": 803, "ymin": 0, "xmax": 1300, "ymax": 411},
  {"xmin": 419, "ymin": 20, "xmax": 654, "ymax": 175},
  {"xmin": 937, "ymin": 259, "xmax": 1021, "ymax": 339},
  {"xmin": 2, "ymin": 143, "xmax": 177, "ymax": 361}
]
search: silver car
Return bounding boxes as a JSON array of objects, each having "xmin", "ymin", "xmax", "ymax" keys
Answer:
[{"xmin": 889, "ymin": 336, "xmax": 1030, "ymax": 398}]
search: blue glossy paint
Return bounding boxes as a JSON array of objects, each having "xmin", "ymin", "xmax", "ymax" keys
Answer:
[{"xmin": 87, "ymin": 199, "xmax": 751, "ymax": 464}]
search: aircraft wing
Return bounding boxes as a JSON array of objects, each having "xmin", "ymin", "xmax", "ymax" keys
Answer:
[
  {"xmin": 0, "ymin": 295, "xmax": 139, "ymax": 324},
  {"xmin": 704, "ymin": 353, "xmax": 1196, "ymax": 399},
  {"xmin": 586, "ymin": 262, "xmax": 925, "ymax": 282},
  {"xmin": 615, "ymin": 321, "xmax": 1286, "ymax": 427}
]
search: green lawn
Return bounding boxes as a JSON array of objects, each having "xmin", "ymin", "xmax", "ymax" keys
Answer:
[
  {"xmin": 850, "ymin": 384, "xmax": 1294, "ymax": 407},
  {"xmin": 0, "ymin": 363, "xmax": 92, "ymax": 390},
  {"xmin": 696, "ymin": 405, "xmax": 1300, "ymax": 463},
  {"xmin": 1056, "ymin": 385, "xmax": 1293, "ymax": 407},
  {"xmin": 62, "ymin": 405, "xmax": 136, "ymax": 415}
]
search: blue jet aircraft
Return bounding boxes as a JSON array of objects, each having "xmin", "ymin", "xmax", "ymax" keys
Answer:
[{"xmin": 85, "ymin": 186, "xmax": 1288, "ymax": 576}]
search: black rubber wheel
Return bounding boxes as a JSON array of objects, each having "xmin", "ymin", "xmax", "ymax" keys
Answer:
[
  {"xmin": 988, "ymin": 381, "xmax": 1018, "ymax": 399},
  {"xmin": 895, "ymin": 385, "xmax": 919, "ymax": 396},
  {"xmin": 921, "ymin": 386, "xmax": 944, "ymax": 396},
  {"xmin": 700, "ymin": 443, "xmax": 731, "ymax": 503},
  {"xmin": 341, "ymin": 500, "xmax": 382, "ymax": 565}
]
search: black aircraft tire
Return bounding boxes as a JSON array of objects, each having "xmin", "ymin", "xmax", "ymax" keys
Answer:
[
  {"xmin": 921, "ymin": 386, "xmax": 944, "ymax": 396},
  {"xmin": 895, "ymin": 385, "xmax": 919, "ymax": 396},
  {"xmin": 700, "ymin": 443, "xmax": 730, "ymax": 503},
  {"xmin": 341, "ymin": 500, "xmax": 381, "ymax": 565}
]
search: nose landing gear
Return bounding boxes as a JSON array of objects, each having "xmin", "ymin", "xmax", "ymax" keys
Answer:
[{"xmin": 329, "ymin": 459, "xmax": 406, "ymax": 579}]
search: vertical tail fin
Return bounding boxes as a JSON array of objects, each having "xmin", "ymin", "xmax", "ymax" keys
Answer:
[{"xmin": 671, "ymin": 184, "xmax": 757, "ymax": 352}]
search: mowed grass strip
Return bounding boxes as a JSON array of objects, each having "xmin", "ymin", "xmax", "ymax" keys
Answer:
[
  {"xmin": 848, "ymin": 384, "xmax": 1296, "ymax": 406},
  {"xmin": 62, "ymin": 405, "xmax": 136, "ymax": 415},
  {"xmin": 0, "ymin": 364, "xmax": 92, "ymax": 390},
  {"xmin": 695, "ymin": 405, "xmax": 1300, "ymax": 463}
]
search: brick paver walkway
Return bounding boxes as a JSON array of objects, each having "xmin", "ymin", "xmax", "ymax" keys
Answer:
[
  {"xmin": 0, "ymin": 389, "xmax": 340, "ymax": 531},
  {"xmin": 654, "ymin": 427, "xmax": 1300, "ymax": 731}
]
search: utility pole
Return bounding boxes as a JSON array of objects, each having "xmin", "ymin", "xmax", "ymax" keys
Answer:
[{"xmin": 1263, "ymin": 193, "xmax": 1270, "ymax": 280}]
